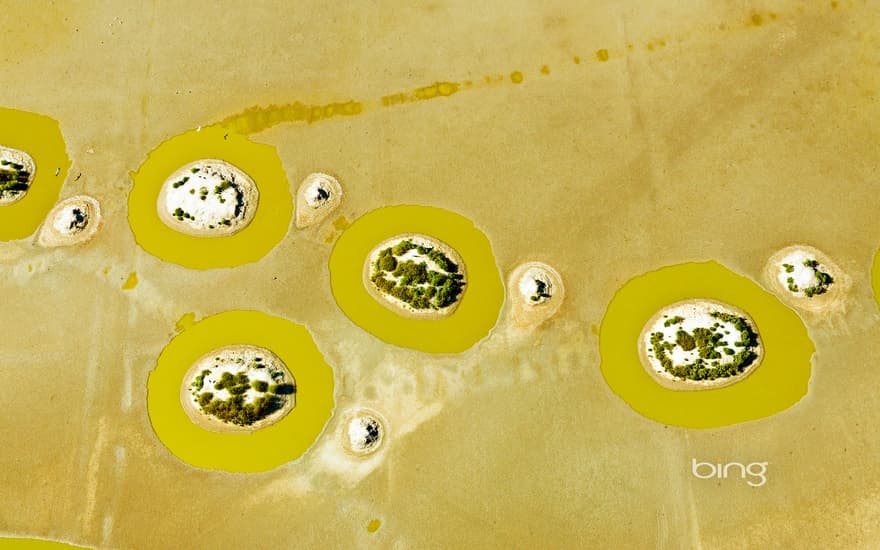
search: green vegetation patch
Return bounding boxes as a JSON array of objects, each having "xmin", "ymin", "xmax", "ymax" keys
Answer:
[
  {"xmin": 649, "ymin": 310, "xmax": 760, "ymax": 381},
  {"xmin": 370, "ymin": 239, "xmax": 466, "ymax": 310},
  {"xmin": 786, "ymin": 258, "xmax": 834, "ymax": 298},
  {"xmin": 0, "ymin": 160, "xmax": 31, "ymax": 197},
  {"xmin": 201, "ymin": 392, "xmax": 282, "ymax": 426},
  {"xmin": 530, "ymin": 279, "xmax": 552, "ymax": 302},
  {"xmin": 190, "ymin": 355, "xmax": 296, "ymax": 427}
]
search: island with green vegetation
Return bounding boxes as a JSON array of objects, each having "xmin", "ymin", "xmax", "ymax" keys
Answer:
[
  {"xmin": 183, "ymin": 345, "xmax": 295, "ymax": 430},
  {"xmin": 641, "ymin": 300, "xmax": 763, "ymax": 388},
  {"xmin": 781, "ymin": 258, "xmax": 834, "ymax": 298},
  {"xmin": 366, "ymin": 235, "xmax": 467, "ymax": 315},
  {"xmin": 0, "ymin": 147, "xmax": 36, "ymax": 204},
  {"xmin": 157, "ymin": 159, "xmax": 259, "ymax": 237},
  {"xmin": 764, "ymin": 245, "xmax": 849, "ymax": 314}
]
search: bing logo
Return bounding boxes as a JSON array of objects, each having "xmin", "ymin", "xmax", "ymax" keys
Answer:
[{"xmin": 691, "ymin": 458, "xmax": 768, "ymax": 487}]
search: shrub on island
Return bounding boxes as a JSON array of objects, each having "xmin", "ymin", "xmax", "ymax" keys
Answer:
[
  {"xmin": 0, "ymin": 160, "xmax": 31, "ymax": 198},
  {"xmin": 370, "ymin": 239, "xmax": 466, "ymax": 311},
  {"xmin": 648, "ymin": 310, "xmax": 760, "ymax": 382}
]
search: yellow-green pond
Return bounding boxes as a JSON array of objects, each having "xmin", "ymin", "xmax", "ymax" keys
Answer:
[
  {"xmin": 329, "ymin": 205, "xmax": 504, "ymax": 354},
  {"xmin": 127, "ymin": 125, "xmax": 293, "ymax": 269},
  {"xmin": 147, "ymin": 310, "xmax": 335, "ymax": 472},
  {"xmin": 0, "ymin": 108, "xmax": 71, "ymax": 241},
  {"xmin": 0, "ymin": 539, "xmax": 85, "ymax": 550},
  {"xmin": 600, "ymin": 261, "xmax": 814, "ymax": 428}
]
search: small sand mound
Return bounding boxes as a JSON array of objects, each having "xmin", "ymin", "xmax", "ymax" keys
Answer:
[
  {"xmin": 638, "ymin": 299, "xmax": 763, "ymax": 391},
  {"xmin": 363, "ymin": 234, "xmax": 467, "ymax": 319},
  {"xmin": 37, "ymin": 195, "xmax": 102, "ymax": 247},
  {"xmin": 295, "ymin": 172, "xmax": 342, "ymax": 228},
  {"xmin": 763, "ymin": 244, "xmax": 850, "ymax": 315},
  {"xmin": 156, "ymin": 159, "xmax": 258, "ymax": 237},
  {"xmin": 0, "ymin": 145, "xmax": 36, "ymax": 205},
  {"xmin": 180, "ymin": 344, "xmax": 295, "ymax": 434},
  {"xmin": 339, "ymin": 408, "xmax": 386, "ymax": 457},
  {"xmin": 508, "ymin": 262, "xmax": 565, "ymax": 328}
]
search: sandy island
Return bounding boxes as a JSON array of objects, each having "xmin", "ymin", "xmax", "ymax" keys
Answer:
[
  {"xmin": 638, "ymin": 299, "xmax": 763, "ymax": 391},
  {"xmin": 337, "ymin": 408, "xmax": 386, "ymax": 457},
  {"xmin": 0, "ymin": 145, "xmax": 36, "ymax": 205},
  {"xmin": 295, "ymin": 172, "xmax": 342, "ymax": 228},
  {"xmin": 508, "ymin": 262, "xmax": 565, "ymax": 328},
  {"xmin": 764, "ymin": 244, "xmax": 850, "ymax": 315},
  {"xmin": 37, "ymin": 195, "xmax": 102, "ymax": 248},
  {"xmin": 180, "ymin": 344, "xmax": 295, "ymax": 434},
  {"xmin": 363, "ymin": 233, "xmax": 468, "ymax": 319},
  {"xmin": 156, "ymin": 159, "xmax": 258, "ymax": 237}
]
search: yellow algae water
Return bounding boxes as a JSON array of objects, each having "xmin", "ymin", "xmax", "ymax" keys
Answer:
[
  {"xmin": 174, "ymin": 312, "xmax": 196, "ymax": 332},
  {"xmin": 600, "ymin": 261, "xmax": 814, "ymax": 428},
  {"xmin": 0, "ymin": 539, "xmax": 86, "ymax": 549},
  {"xmin": 147, "ymin": 310, "xmax": 335, "ymax": 472},
  {"xmin": 120, "ymin": 271, "xmax": 138, "ymax": 290},
  {"xmin": 127, "ymin": 125, "xmax": 292, "ymax": 269},
  {"xmin": 329, "ymin": 205, "xmax": 504, "ymax": 354},
  {"xmin": 217, "ymin": 100, "xmax": 364, "ymax": 136},
  {"xmin": 0, "ymin": 108, "xmax": 70, "ymax": 241}
]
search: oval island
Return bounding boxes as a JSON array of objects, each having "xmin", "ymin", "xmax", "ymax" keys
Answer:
[
  {"xmin": 0, "ymin": 145, "xmax": 36, "ymax": 205},
  {"xmin": 295, "ymin": 172, "xmax": 342, "ymax": 228},
  {"xmin": 765, "ymin": 244, "xmax": 849, "ymax": 314},
  {"xmin": 156, "ymin": 159, "xmax": 258, "ymax": 237},
  {"xmin": 364, "ymin": 234, "xmax": 467, "ymax": 319},
  {"xmin": 180, "ymin": 344, "xmax": 295, "ymax": 433},
  {"xmin": 340, "ymin": 408, "xmax": 386, "ymax": 457},
  {"xmin": 508, "ymin": 261, "xmax": 565, "ymax": 328},
  {"xmin": 37, "ymin": 195, "xmax": 101, "ymax": 247},
  {"xmin": 639, "ymin": 299, "xmax": 763, "ymax": 391}
]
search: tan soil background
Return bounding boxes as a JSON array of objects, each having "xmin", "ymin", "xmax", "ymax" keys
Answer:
[{"xmin": 1, "ymin": 1, "xmax": 880, "ymax": 548}]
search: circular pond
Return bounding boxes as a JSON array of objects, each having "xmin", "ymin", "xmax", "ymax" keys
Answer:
[
  {"xmin": 128, "ymin": 125, "xmax": 292, "ymax": 269},
  {"xmin": 329, "ymin": 205, "xmax": 504, "ymax": 353},
  {"xmin": 600, "ymin": 261, "xmax": 814, "ymax": 428},
  {"xmin": 147, "ymin": 310, "xmax": 335, "ymax": 472},
  {"xmin": 0, "ymin": 107, "xmax": 71, "ymax": 241}
]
